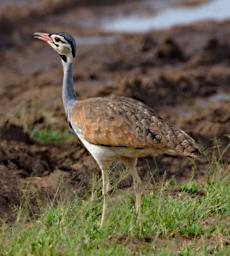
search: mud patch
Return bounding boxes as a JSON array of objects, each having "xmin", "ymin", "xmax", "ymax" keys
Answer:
[
  {"xmin": 0, "ymin": 124, "xmax": 97, "ymax": 220},
  {"xmin": 0, "ymin": 122, "xmax": 33, "ymax": 144},
  {"xmin": 0, "ymin": 165, "xmax": 21, "ymax": 221},
  {"xmin": 191, "ymin": 38, "xmax": 230, "ymax": 66}
]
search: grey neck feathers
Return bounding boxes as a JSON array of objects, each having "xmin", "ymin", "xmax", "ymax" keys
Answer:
[{"xmin": 61, "ymin": 60, "xmax": 77, "ymax": 119}]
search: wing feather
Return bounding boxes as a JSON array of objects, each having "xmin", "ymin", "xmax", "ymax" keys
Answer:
[{"xmin": 70, "ymin": 96, "xmax": 201, "ymax": 157}]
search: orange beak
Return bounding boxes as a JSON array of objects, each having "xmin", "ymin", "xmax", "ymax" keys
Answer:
[{"xmin": 33, "ymin": 32, "xmax": 52, "ymax": 43}]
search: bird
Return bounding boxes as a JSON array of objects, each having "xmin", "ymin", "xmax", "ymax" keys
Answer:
[{"xmin": 33, "ymin": 32, "xmax": 202, "ymax": 227}]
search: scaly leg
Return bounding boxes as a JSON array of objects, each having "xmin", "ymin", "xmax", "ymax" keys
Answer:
[
  {"xmin": 97, "ymin": 161, "xmax": 112, "ymax": 227},
  {"xmin": 123, "ymin": 158, "xmax": 142, "ymax": 219},
  {"xmin": 132, "ymin": 166, "xmax": 142, "ymax": 219}
]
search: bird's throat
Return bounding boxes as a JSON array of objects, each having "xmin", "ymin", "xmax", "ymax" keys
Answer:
[{"xmin": 60, "ymin": 55, "xmax": 67, "ymax": 62}]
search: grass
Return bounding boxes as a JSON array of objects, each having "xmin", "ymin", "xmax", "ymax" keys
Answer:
[
  {"xmin": 33, "ymin": 127, "xmax": 76, "ymax": 143},
  {"xmin": 3, "ymin": 105, "xmax": 230, "ymax": 254},
  {"xmin": 3, "ymin": 103, "xmax": 230, "ymax": 254},
  {"xmin": 8, "ymin": 99, "xmax": 77, "ymax": 144},
  {"xmin": 0, "ymin": 158, "xmax": 230, "ymax": 255}
]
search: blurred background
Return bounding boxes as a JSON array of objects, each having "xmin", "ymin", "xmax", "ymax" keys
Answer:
[{"xmin": 0, "ymin": 0, "xmax": 229, "ymax": 221}]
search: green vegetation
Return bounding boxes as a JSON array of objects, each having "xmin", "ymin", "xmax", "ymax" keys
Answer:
[
  {"xmin": 4, "ymin": 105, "xmax": 230, "ymax": 254},
  {"xmin": 10, "ymin": 101, "xmax": 76, "ymax": 143},
  {"xmin": 33, "ymin": 128, "xmax": 75, "ymax": 143},
  {"xmin": 0, "ymin": 158, "xmax": 230, "ymax": 255}
]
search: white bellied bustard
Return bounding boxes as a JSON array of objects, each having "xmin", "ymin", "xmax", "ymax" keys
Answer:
[{"xmin": 34, "ymin": 32, "xmax": 202, "ymax": 227}]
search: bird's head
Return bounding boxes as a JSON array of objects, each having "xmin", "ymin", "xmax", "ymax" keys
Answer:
[{"xmin": 33, "ymin": 32, "xmax": 76, "ymax": 62}]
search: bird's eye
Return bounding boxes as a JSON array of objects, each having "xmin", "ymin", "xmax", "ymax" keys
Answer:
[{"xmin": 54, "ymin": 37, "xmax": 60, "ymax": 42}]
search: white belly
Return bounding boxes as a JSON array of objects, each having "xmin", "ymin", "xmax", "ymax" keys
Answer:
[{"xmin": 72, "ymin": 126, "xmax": 155, "ymax": 164}]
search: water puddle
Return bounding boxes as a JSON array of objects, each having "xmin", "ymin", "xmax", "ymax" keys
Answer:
[{"xmin": 102, "ymin": 0, "xmax": 230, "ymax": 33}]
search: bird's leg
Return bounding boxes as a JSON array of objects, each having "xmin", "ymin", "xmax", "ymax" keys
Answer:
[
  {"xmin": 101, "ymin": 168, "xmax": 109, "ymax": 227},
  {"xmin": 98, "ymin": 161, "xmax": 111, "ymax": 227},
  {"xmin": 132, "ymin": 166, "xmax": 142, "ymax": 219},
  {"xmin": 123, "ymin": 158, "xmax": 142, "ymax": 220}
]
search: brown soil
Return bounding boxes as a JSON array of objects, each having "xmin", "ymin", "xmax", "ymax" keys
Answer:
[{"xmin": 0, "ymin": 1, "xmax": 229, "ymax": 221}]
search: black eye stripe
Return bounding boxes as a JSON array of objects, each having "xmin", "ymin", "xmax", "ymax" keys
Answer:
[
  {"xmin": 53, "ymin": 36, "xmax": 66, "ymax": 44},
  {"xmin": 51, "ymin": 32, "xmax": 76, "ymax": 58},
  {"xmin": 57, "ymin": 38, "xmax": 75, "ymax": 57},
  {"xmin": 53, "ymin": 42, "xmax": 59, "ymax": 47}
]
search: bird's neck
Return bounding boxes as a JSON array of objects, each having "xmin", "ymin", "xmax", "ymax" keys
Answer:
[{"xmin": 61, "ymin": 60, "xmax": 77, "ymax": 119}]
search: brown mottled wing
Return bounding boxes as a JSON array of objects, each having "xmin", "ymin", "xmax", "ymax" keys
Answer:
[{"xmin": 71, "ymin": 96, "xmax": 200, "ymax": 157}]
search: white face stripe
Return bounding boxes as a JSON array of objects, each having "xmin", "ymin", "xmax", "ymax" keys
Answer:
[
  {"xmin": 50, "ymin": 35, "xmax": 68, "ymax": 45},
  {"xmin": 46, "ymin": 34, "xmax": 76, "ymax": 61},
  {"xmin": 47, "ymin": 34, "xmax": 74, "ymax": 61}
]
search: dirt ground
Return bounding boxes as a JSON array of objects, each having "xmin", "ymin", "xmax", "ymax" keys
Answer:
[{"xmin": 0, "ymin": 0, "xmax": 229, "ymax": 221}]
